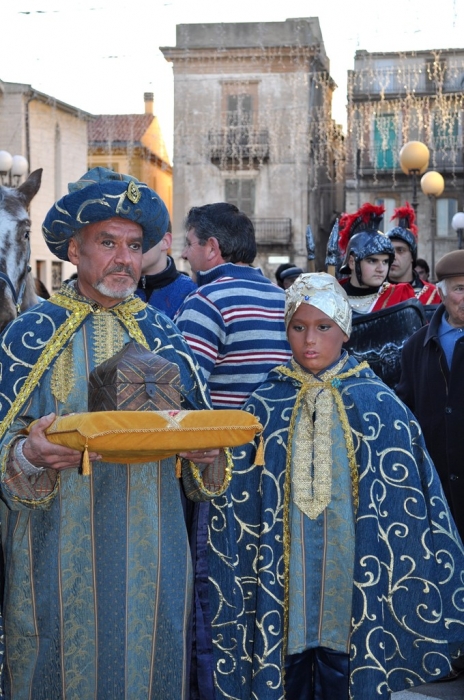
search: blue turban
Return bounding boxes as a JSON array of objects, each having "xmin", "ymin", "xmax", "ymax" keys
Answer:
[{"xmin": 42, "ymin": 167, "xmax": 169, "ymax": 261}]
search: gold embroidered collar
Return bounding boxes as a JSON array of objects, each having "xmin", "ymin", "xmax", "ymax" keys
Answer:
[{"xmin": 279, "ymin": 357, "xmax": 367, "ymax": 519}]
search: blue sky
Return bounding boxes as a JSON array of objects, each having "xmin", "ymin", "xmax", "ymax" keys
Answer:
[{"xmin": 1, "ymin": 0, "xmax": 463, "ymax": 157}]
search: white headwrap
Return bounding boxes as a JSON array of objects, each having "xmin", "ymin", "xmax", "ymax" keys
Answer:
[{"xmin": 285, "ymin": 272, "xmax": 352, "ymax": 337}]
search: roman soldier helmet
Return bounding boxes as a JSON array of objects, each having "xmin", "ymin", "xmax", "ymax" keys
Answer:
[
  {"xmin": 338, "ymin": 203, "xmax": 395, "ymax": 285},
  {"xmin": 387, "ymin": 202, "xmax": 418, "ymax": 262}
]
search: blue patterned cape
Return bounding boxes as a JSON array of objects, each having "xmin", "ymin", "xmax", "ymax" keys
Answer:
[{"xmin": 210, "ymin": 355, "xmax": 464, "ymax": 700}]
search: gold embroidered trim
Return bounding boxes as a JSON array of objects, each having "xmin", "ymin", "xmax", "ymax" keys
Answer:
[
  {"xmin": 51, "ymin": 341, "xmax": 75, "ymax": 403},
  {"xmin": 93, "ymin": 312, "xmax": 126, "ymax": 366},
  {"xmin": 293, "ymin": 382, "xmax": 333, "ymax": 520},
  {"xmin": 278, "ymin": 358, "xmax": 368, "ymax": 662},
  {"xmin": 112, "ymin": 305, "xmax": 149, "ymax": 348},
  {"xmin": 188, "ymin": 447, "xmax": 233, "ymax": 496},
  {"xmin": 0, "ymin": 286, "xmax": 148, "ymax": 442},
  {"xmin": 0, "ymin": 304, "xmax": 91, "ymax": 442}
]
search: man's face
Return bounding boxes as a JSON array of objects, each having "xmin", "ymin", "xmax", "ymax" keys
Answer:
[
  {"xmin": 441, "ymin": 275, "xmax": 464, "ymax": 328},
  {"xmin": 141, "ymin": 232, "xmax": 171, "ymax": 276},
  {"xmin": 67, "ymin": 217, "xmax": 143, "ymax": 307},
  {"xmin": 389, "ymin": 240, "xmax": 413, "ymax": 283},
  {"xmin": 415, "ymin": 265, "xmax": 429, "ymax": 282},
  {"xmin": 350, "ymin": 254, "xmax": 390, "ymax": 288},
  {"xmin": 287, "ymin": 303, "xmax": 348, "ymax": 374},
  {"xmin": 181, "ymin": 228, "xmax": 211, "ymax": 279},
  {"xmin": 283, "ymin": 275, "xmax": 300, "ymax": 290}
]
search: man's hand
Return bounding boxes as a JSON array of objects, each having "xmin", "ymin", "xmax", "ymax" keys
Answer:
[
  {"xmin": 22, "ymin": 413, "xmax": 101, "ymax": 471},
  {"xmin": 178, "ymin": 448, "xmax": 219, "ymax": 465}
]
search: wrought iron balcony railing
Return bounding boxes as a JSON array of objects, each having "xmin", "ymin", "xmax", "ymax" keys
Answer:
[
  {"xmin": 250, "ymin": 218, "xmax": 292, "ymax": 245},
  {"xmin": 208, "ymin": 127, "xmax": 270, "ymax": 163}
]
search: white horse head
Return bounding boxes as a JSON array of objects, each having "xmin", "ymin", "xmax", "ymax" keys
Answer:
[{"xmin": 0, "ymin": 168, "xmax": 42, "ymax": 332}]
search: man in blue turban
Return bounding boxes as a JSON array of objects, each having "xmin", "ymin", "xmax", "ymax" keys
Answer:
[{"xmin": 0, "ymin": 168, "xmax": 231, "ymax": 699}]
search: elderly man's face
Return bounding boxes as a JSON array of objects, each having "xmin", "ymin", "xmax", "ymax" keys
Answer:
[
  {"xmin": 67, "ymin": 217, "xmax": 143, "ymax": 307},
  {"xmin": 441, "ymin": 275, "xmax": 464, "ymax": 328}
]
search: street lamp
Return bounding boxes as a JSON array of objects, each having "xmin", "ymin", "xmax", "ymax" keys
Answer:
[
  {"xmin": 421, "ymin": 170, "xmax": 445, "ymax": 281},
  {"xmin": 399, "ymin": 141, "xmax": 430, "ymax": 212},
  {"xmin": 451, "ymin": 211, "xmax": 464, "ymax": 250},
  {"xmin": 0, "ymin": 150, "xmax": 29, "ymax": 186}
]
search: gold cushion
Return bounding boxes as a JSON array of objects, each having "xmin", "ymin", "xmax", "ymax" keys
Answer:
[{"xmin": 28, "ymin": 410, "xmax": 263, "ymax": 463}]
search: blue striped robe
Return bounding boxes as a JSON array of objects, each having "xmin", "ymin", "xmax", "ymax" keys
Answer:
[{"xmin": 0, "ymin": 288, "xmax": 230, "ymax": 699}]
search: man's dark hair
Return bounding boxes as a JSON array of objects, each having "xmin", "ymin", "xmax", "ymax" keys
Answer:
[
  {"xmin": 415, "ymin": 258, "xmax": 430, "ymax": 275},
  {"xmin": 184, "ymin": 203, "xmax": 256, "ymax": 264}
]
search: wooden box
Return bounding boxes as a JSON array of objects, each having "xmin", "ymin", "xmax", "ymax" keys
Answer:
[{"xmin": 88, "ymin": 341, "xmax": 182, "ymax": 412}]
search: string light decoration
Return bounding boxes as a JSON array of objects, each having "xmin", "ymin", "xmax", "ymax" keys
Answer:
[
  {"xmin": 164, "ymin": 45, "xmax": 346, "ymax": 188},
  {"xmin": 347, "ymin": 49, "xmax": 464, "ymax": 183}
]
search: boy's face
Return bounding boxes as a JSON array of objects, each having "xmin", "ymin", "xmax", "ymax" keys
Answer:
[
  {"xmin": 349, "ymin": 253, "xmax": 390, "ymax": 288},
  {"xmin": 287, "ymin": 303, "xmax": 348, "ymax": 374}
]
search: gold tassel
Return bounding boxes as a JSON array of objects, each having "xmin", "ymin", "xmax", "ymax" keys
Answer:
[
  {"xmin": 254, "ymin": 435, "xmax": 265, "ymax": 466},
  {"xmin": 175, "ymin": 456, "xmax": 182, "ymax": 479},
  {"xmin": 81, "ymin": 442, "xmax": 91, "ymax": 476}
]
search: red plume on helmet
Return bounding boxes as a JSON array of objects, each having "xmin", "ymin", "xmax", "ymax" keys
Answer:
[
  {"xmin": 390, "ymin": 202, "xmax": 418, "ymax": 236},
  {"xmin": 387, "ymin": 201, "xmax": 418, "ymax": 260},
  {"xmin": 339, "ymin": 203, "xmax": 385, "ymax": 255}
]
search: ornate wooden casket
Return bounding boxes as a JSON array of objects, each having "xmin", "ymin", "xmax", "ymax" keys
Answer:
[{"xmin": 88, "ymin": 340, "xmax": 182, "ymax": 412}]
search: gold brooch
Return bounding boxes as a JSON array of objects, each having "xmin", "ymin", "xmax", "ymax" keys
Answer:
[{"xmin": 126, "ymin": 181, "xmax": 141, "ymax": 204}]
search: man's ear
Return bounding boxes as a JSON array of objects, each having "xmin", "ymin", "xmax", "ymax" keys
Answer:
[
  {"xmin": 67, "ymin": 237, "xmax": 79, "ymax": 266},
  {"xmin": 208, "ymin": 236, "xmax": 223, "ymax": 261},
  {"xmin": 348, "ymin": 254, "xmax": 355, "ymax": 272}
]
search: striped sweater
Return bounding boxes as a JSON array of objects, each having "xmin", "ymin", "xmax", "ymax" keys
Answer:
[{"xmin": 174, "ymin": 263, "xmax": 291, "ymax": 408}]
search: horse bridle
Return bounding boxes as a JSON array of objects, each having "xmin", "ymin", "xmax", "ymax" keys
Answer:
[{"xmin": 0, "ymin": 237, "xmax": 32, "ymax": 314}]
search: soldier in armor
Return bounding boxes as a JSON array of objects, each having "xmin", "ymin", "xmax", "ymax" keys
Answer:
[
  {"xmin": 387, "ymin": 203, "xmax": 440, "ymax": 304},
  {"xmin": 338, "ymin": 203, "xmax": 415, "ymax": 314}
]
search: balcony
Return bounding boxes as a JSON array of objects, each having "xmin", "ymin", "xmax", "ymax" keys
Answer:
[
  {"xmin": 208, "ymin": 127, "xmax": 270, "ymax": 167},
  {"xmin": 355, "ymin": 145, "xmax": 463, "ymax": 174},
  {"xmin": 250, "ymin": 218, "xmax": 292, "ymax": 246},
  {"xmin": 350, "ymin": 67, "xmax": 464, "ymax": 98}
]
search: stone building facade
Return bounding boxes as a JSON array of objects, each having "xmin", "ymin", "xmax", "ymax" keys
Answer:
[
  {"xmin": 161, "ymin": 18, "xmax": 344, "ymax": 276},
  {"xmin": 346, "ymin": 49, "xmax": 464, "ymax": 276},
  {"xmin": 0, "ymin": 79, "xmax": 90, "ymax": 293}
]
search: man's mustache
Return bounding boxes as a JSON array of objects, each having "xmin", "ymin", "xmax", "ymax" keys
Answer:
[{"xmin": 104, "ymin": 265, "xmax": 137, "ymax": 282}]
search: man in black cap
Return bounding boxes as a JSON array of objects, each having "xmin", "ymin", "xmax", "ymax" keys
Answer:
[
  {"xmin": 397, "ymin": 249, "xmax": 464, "ymax": 544},
  {"xmin": 279, "ymin": 265, "xmax": 304, "ymax": 289},
  {"xmin": 0, "ymin": 167, "xmax": 231, "ymax": 699}
]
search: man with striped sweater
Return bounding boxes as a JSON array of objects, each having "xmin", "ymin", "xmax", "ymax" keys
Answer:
[{"xmin": 175, "ymin": 202, "xmax": 291, "ymax": 409}]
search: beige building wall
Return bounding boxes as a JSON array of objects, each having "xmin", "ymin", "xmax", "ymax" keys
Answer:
[
  {"xmin": 87, "ymin": 106, "xmax": 173, "ymax": 222},
  {"xmin": 1, "ymin": 80, "xmax": 90, "ymax": 293}
]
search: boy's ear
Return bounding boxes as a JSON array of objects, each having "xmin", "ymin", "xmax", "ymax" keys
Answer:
[{"xmin": 161, "ymin": 232, "xmax": 172, "ymax": 252}]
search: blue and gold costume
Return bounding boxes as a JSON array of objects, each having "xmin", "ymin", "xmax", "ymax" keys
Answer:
[
  {"xmin": 215, "ymin": 353, "xmax": 464, "ymax": 699},
  {"xmin": 0, "ymin": 284, "xmax": 232, "ymax": 699}
]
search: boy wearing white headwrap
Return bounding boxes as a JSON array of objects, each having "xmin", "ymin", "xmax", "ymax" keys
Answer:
[{"xmin": 210, "ymin": 272, "xmax": 464, "ymax": 700}]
